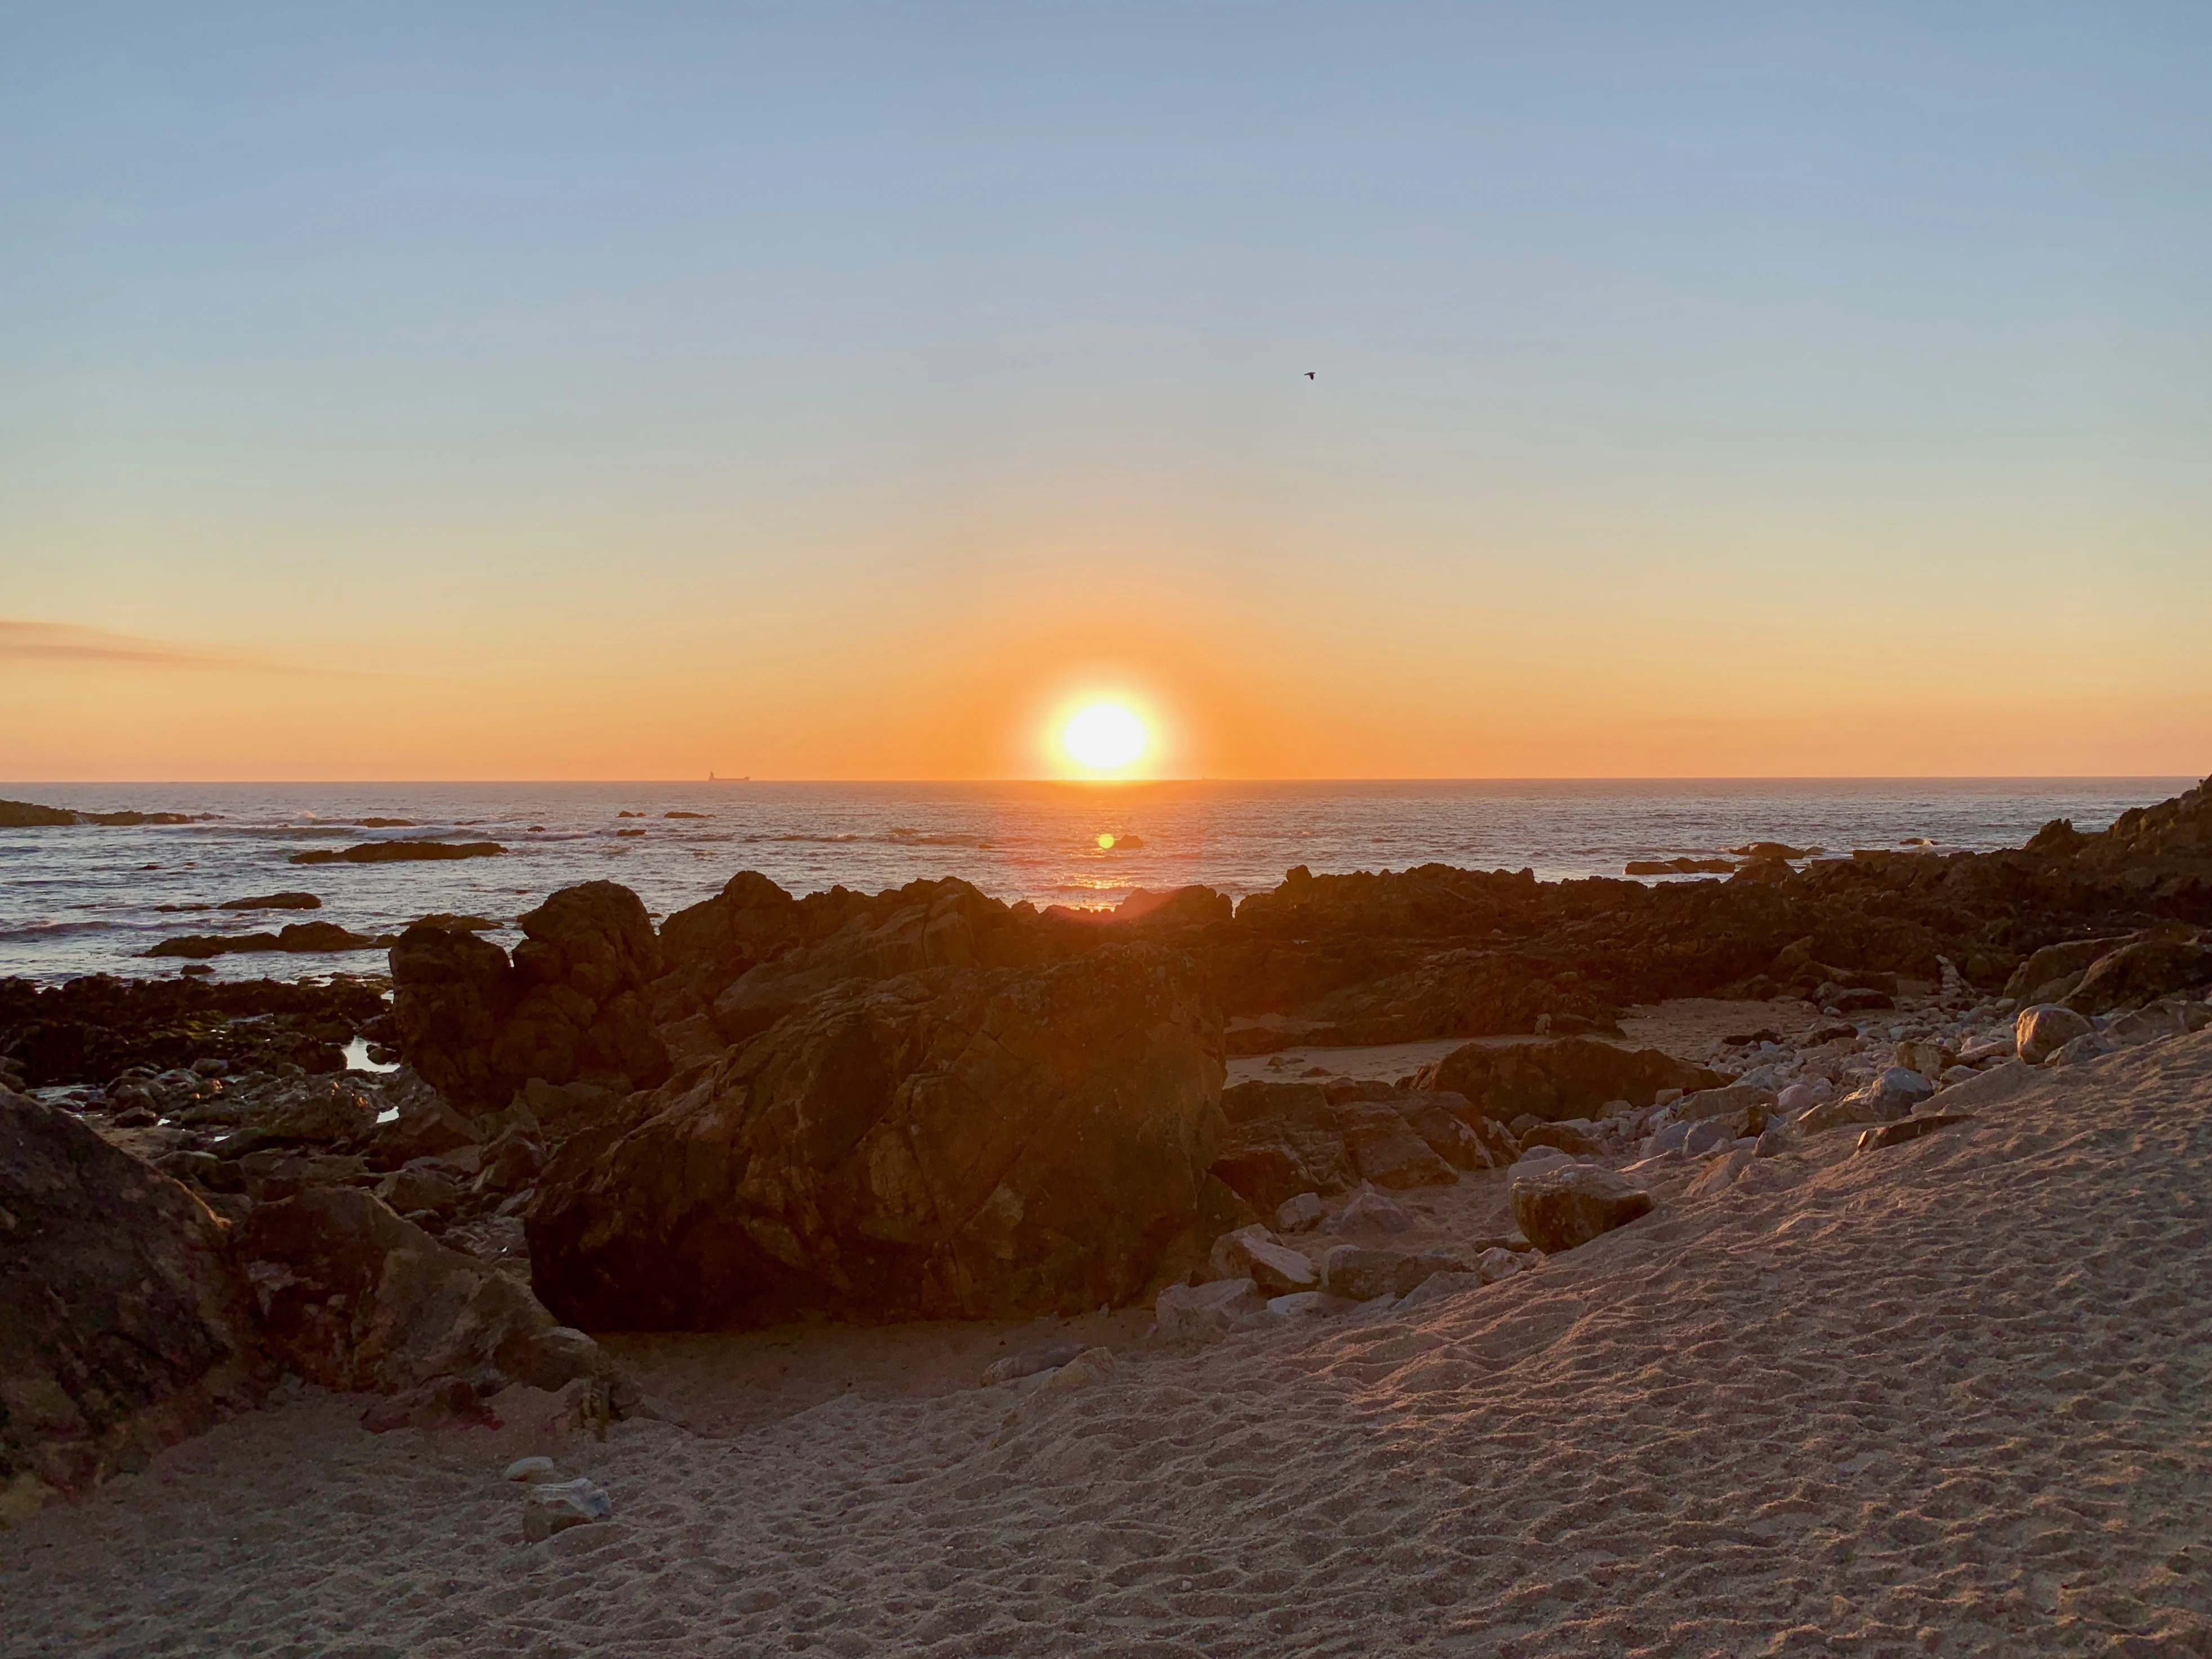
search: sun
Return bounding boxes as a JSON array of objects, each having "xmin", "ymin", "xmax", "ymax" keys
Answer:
[{"xmin": 1061, "ymin": 701, "xmax": 1148, "ymax": 772}]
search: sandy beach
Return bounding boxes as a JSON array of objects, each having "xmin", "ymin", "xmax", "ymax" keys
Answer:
[{"xmin": 9, "ymin": 1024, "xmax": 2207, "ymax": 1657}]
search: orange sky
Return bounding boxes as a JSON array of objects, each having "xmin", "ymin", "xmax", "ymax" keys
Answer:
[{"xmin": 7, "ymin": 9, "xmax": 2209, "ymax": 782}]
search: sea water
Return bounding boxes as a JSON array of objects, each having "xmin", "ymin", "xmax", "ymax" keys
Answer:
[{"xmin": 0, "ymin": 777, "xmax": 2189, "ymax": 985}]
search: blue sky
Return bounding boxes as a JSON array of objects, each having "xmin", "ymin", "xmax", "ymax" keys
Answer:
[{"xmin": 3, "ymin": 3, "xmax": 2207, "ymax": 778}]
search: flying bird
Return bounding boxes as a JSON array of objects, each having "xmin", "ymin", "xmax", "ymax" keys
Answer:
[{"xmin": 1305, "ymin": 371, "xmax": 1316, "ymax": 379}]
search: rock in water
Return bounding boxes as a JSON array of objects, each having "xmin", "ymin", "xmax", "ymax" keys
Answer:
[
  {"xmin": 524, "ymin": 1478, "xmax": 613, "ymax": 1542},
  {"xmin": 1509, "ymin": 1163, "xmax": 1654, "ymax": 1253},
  {"xmin": 291, "ymin": 840, "xmax": 505, "ymax": 865},
  {"xmin": 0, "ymin": 1091, "xmax": 267, "ymax": 1514},
  {"xmin": 2016, "ymin": 1003, "xmax": 2095, "ymax": 1065},
  {"xmin": 527, "ymin": 944, "xmax": 1226, "ymax": 1329}
]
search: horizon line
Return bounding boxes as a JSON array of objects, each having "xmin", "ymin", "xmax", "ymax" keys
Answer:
[{"xmin": 2, "ymin": 772, "xmax": 2200, "ymax": 789}]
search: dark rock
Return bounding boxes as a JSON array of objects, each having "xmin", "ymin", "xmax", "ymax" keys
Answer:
[
  {"xmin": 144, "ymin": 921, "xmax": 375, "ymax": 959},
  {"xmin": 360, "ymin": 1374, "xmax": 497, "ymax": 1434},
  {"xmin": 0, "ymin": 1091, "xmax": 268, "ymax": 1511},
  {"xmin": 1415, "ymin": 1038, "xmax": 1725, "ymax": 1124},
  {"xmin": 1209, "ymin": 1082, "xmax": 1359, "ymax": 1216},
  {"xmin": 1320, "ymin": 1244, "xmax": 1457, "ymax": 1302},
  {"xmin": 291, "ymin": 840, "xmax": 505, "ymax": 865},
  {"xmin": 1329, "ymin": 1100, "xmax": 1457, "ymax": 1189},
  {"xmin": 236, "ymin": 1186, "xmax": 611, "ymax": 1395},
  {"xmin": 2016, "ymin": 1004, "xmax": 2095, "ymax": 1065},
  {"xmin": 2062, "ymin": 939, "xmax": 2212, "ymax": 1016},
  {"xmin": 1855, "ymin": 1114, "xmax": 1974, "ymax": 1154},
  {"xmin": 0, "ymin": 799, "xmax": 78, "ymax": 828},
  {"xmin": 527, "ymin": 944, "xmax": 1225, "ymax": 1330},
  {"xmin": 1510, "ymin": 1163, "xmax": 1654, "ymax": 1253},
  {"xmin": 1517, "ymin": 1121, "xmax": 1600, "ymax": 1156},
  {"xmin": 218, "ymin": 892, "xmax": 322, "ymax": 911},
  {"xmin": 2005, "ymin": 935, "xmax": 2134, "ymax": 1003},
  {"xmin": 0, "ymin": 975, "xmax": 379, "ymax": 1087},
  {"xmin": 390, "ymin": 882, "xmax": 670, "ymax": 1116}
]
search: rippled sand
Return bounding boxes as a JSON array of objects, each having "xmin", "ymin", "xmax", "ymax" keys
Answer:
[{"xmin": 8, "ymin": 1030, "xmax": 2210, "ymax": 1657}]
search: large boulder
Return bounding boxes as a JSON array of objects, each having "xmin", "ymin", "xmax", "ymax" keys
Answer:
[
  {"xmin": 2016, "ymin": 1003, "xmax": 2095, "ymax": 1065},
  {"xmin": 2062, "ymin": 938, "xmax": 2212, "ymax": 1016},
  {"xmin": 527, "ymin": 944, "xmax": 1227, "ymax": 1329},
  {"xmin": 1416, "ymin": 1038, "xmax": 1726, "ymax": 1124},
  {"xmin": 1209, "ymin": 1082, "xmax": 1361, "ymax": 1215},
  {"xmin": 235, "ymin": 1186, "xmax": 609, "ymax": 1396},
  {"xmin": 390, "ymin": 880, "xmax": 670, "ymax": 1114},
  {"xmin": 1509, "ymin": 1163, "xmax": 1654, "ymax": 1253},
  {"xmin": 706, "ymin": 878, "xmax": 1056, "ymax": 1047},
  {"xmin": 1, "ymin": 1092, "xmax": 267, "ymax": 1517}
]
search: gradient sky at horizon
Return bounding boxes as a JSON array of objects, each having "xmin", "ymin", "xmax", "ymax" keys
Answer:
[{"xmin": 4, "ymin": 3, "xmax": 2208, "ymax": 780}]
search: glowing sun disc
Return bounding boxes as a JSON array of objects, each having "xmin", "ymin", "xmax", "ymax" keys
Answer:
[{"xmin": 1062, "ymin": 702, "xmax": 1147, "ymax": 771}]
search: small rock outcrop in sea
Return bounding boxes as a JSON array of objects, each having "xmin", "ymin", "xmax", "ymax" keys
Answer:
[
  {"xmin": 0, "ymin": 798, "xmax": 202, "ymax": 828},
  {"xmin": 526, "ymin": 944, "xmax": 1228, "ymax": 1329},
  {"xmin": 0, "ymin": 1090, "xmax": 268, "ymax": 1515},
  {"xmin": 146, "ymin": 922, "xmax": 375, "ymax": 959},
  {"xmin": 218, "ymin": 892, "xmax": 321, "ymax": 911},
  {"xmin": 290, "ymin": 839, "xmax": 505, "ymax": 865}
]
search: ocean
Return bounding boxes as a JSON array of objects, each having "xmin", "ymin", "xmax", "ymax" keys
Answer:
[{"xmin": 0, "ymin": 777, "xmax": 2192, "ymax": 986}]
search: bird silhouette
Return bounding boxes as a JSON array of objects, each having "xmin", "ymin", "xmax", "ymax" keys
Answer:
[{"xmin": 1304, "ymin": 371, "xmax": 1316, "ymax": 379}]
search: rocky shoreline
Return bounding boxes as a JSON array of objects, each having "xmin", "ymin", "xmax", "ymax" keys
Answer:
[{"xmin": 3, "ymin": 775, "xmax": 2210, "ymax": 1528}]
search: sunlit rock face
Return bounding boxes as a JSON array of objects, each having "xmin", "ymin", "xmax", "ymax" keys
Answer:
[{"xmin": 525, "ymin": 944, "xmax": 1227, "ymax": 1331}]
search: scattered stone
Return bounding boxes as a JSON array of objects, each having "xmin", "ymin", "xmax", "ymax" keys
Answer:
[
  {"xmin": 2016, "ymin": 1003, "xmax": 2094, "ymax": 1065},
  {"xmin": 523, "ymin": 1478, "xmax": 613, "ymax": 1543},
  {"xmin": 1855, "ymin": 1114, "xmax": 1974, "ymax": 1154},
  {"xmin": 1395, "ymin": 1270, "xmax": 1482, "ymax": 1313},
  {"xmin": 980, "ymin": 1342, "xmax": 1088, "ymax": 1387},
  {"xmin": 1330, "ymin": 1187, "xmax": 1413, "ymax": 1236},
  {"xmin": 1509, "ymin": 1163, "xmax": 1654, "ymax": 1254},
  {"xmin": 1155, "ymin": 1278, "xmax": 1267, "ymax": 1340},
  {"xmin": 1683, "ymin": 1120, "xmax": 1736, "ymax": 1156},
  {"xmin": 2049, "ymin": 1031, "xmax": 2116, "ymax": 1066},
  {"xmin": 1274, "ymin": 1191, "xmax": 1326, "ymax": 1233},
  {"xmin": 359, "ymin": 1374, "xmax": 496, "ymax": 1434},
  {"xmin": 504, "ymin": 1456, "xmax": 559, "ymax": 1482},
  {"xmin": 1265, "ymin": 1291, "xmax": 1358, "ymax": 1320},
  {"xmin": 1320, "ymin": 1245, "xmax": 1456, "ymax": 1302},
  {"xmin": 1518, "ymin": 1121, "xmax": 1600, "ymax": 1156},
  {"xmin": 1332, "ymin": 1100, "xmax": 1459, "ymax": 1187},
  {"xmin": 1474, "ymin": 1245, "xmax": 1529, "ymax": 1284}
]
